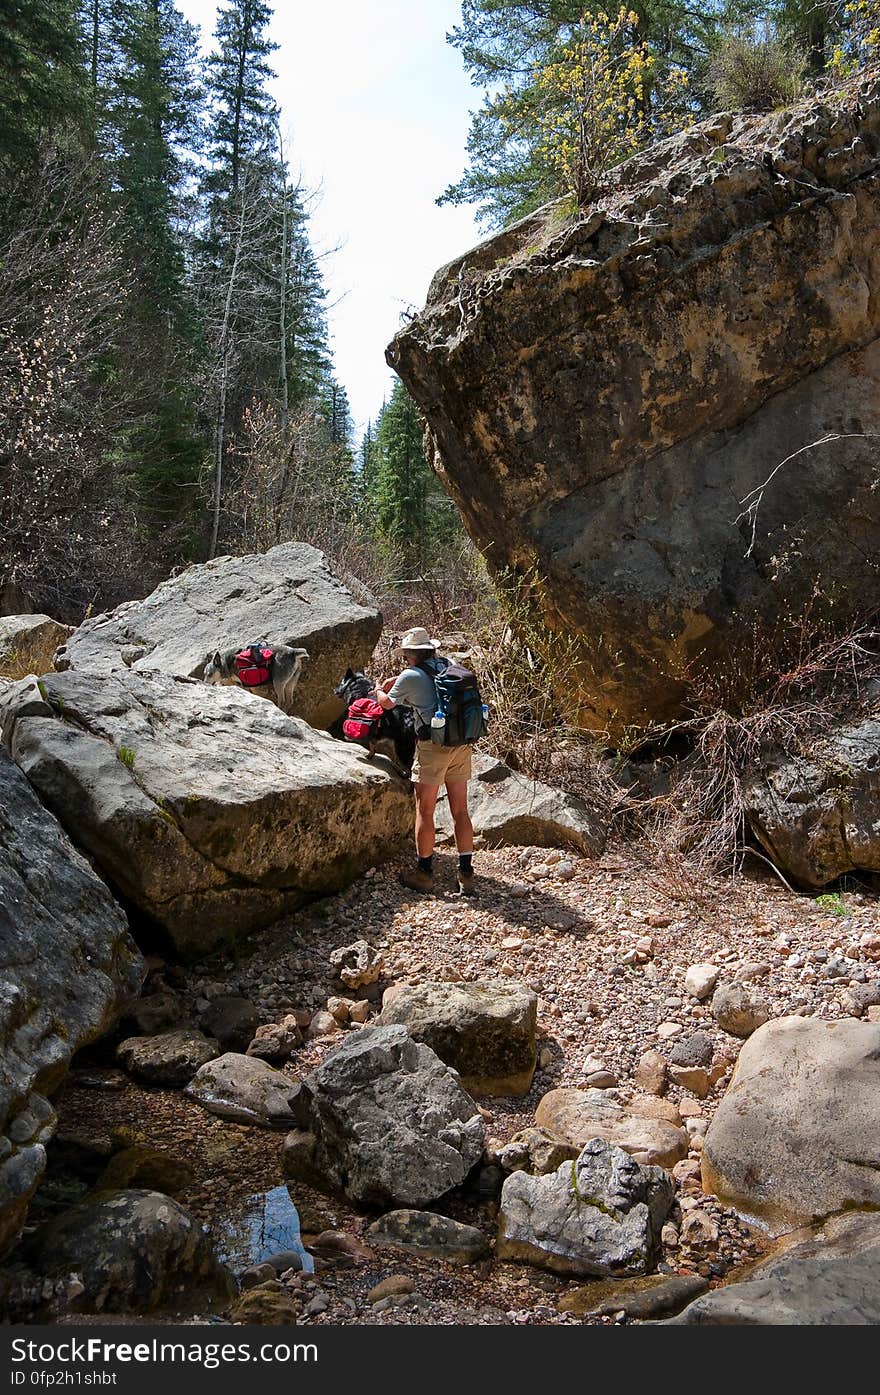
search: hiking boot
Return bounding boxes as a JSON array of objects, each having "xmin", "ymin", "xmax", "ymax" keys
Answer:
[
  {"xmin": 457, "ymin": 869, "xmax": 476, "ymax": 897},
  {"xmin": 400, "ymin": 865, "xmax": 434, "ymax": 893}
]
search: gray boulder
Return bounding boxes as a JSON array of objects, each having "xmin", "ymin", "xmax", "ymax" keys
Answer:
[
  {"xmin": 667, "ymin": 1212, "xmax": 880, "ymax": 1324},
  {"xmin": 23, "ymin": 1189, "xmax": 234, "ymax": 1316},
  {"xmin": 435, "ymin": 755, "xmax": 605, "ymax": 855},
  {"xmin": 535, "ymin": 1087, "xmax": 688, "ymax": 1168},
  {"xmin": 744, "ymin": 718, "xmax": 880, "ymax": 886},
  {"xmin": 376, "ymin": 979, "xmax": 537, "ymax": 1095},
  {"xmin": 0, "ymin": 615, "xmax": 71, "ymax": 679},
  {"xmin": 54, "ymin": 542, "xmax": 379, "ymax": 729},
  {"xmin": 365, "ymin": 1209, "xmax": 489, "ymax": 1263},
  {"xmin": 283, "ymin": 1025, "xmax": 485, "ymax": 1208},
  {"xmin": 0, "ymin": 749, "xmax": 143, "ymax": 1255},
  {"xmin": 702, "ymin": 1017, "xmax": 880, "ymax": 1235},
  {"xmin": 1, "ymin": 669, "xmax": 411, "ymax": 957},
  {"xmin": 185, "ymin": 1053, "xmax": 300, "ymax": 1128},
  {"xmin": 497, "ymin": 1138, "xmax": 674, "ymax": 1277},
  {"xmin": 117, "ymin": 1029, "xmax": 220, "ymax": 1088}
]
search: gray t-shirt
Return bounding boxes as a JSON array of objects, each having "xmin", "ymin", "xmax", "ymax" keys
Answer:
[{"xmin": 388, "ymin": 664, "xmax": 439, "ymax": 732}]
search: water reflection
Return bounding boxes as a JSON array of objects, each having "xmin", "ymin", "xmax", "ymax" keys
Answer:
[{"xmin": 214, "ymin": 1185, "xmax": 315, "ymax": 1273}]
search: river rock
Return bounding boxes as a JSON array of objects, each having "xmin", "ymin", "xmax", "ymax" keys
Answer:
[
  {"xmin": 390, "ymin": 77, "xmax": 880, "ymax": 736},
  {"xmin": 1, "ymin": 669, "xmax": 411, "ymax": 957},
  {"xmin": 117, "ymin": 1029, "xmax": 220, "ymax": 1088},
  {"xmin": 282, "ymin": 1025, "xmax": 485, "ymax": 1208},
  {"xmin": 186, "ymin": 1053, "xmax": 300, "ymax": 1128},
  {"xmin": 0, "ymin": 615, "xmax": 71, "ymax": 678},
  {"xmin": 684, "ymin": 964, "xmax": 719, "ymax": 1001},
  {"xmin": 667, "ymin": 1211, "xmax": 880, "ymax": 1324},
  {"xmin": 711, "ymin": 981, "xmax": 769, "ymax": 1037},
  {"xmin": 375, "ymin": 979, "xmax": 537, "ymax": 1095},
  {"xmin": 559, "ymin": 1272, "xmax": 708, "ymax": 1319},
  {"xmin": 497, "ymin": 1138, "xmax": 674, "ymax": 1277},
  {"xmin": 22, "ymin": 1189, "xmax": 234, "ymax": 1315},
  {"xmin": 246, "ymin": 1016, "xmax": 303, "ymax": 1062},
  {"xmin": 53, "ymin": 542, "xmax": 380, "ymax": 729},
  {"xmin": 199, "ymin": 996, "xmax": 261, "ymax": 1052},
  {"xmin": 535, "ymin": 1088, "xmax": 688, "ymax": 1168},
  {"xmin": 744, "ymin": 718, "xmax": 880, "ymax": 886},
  {"xmin": 365, "ymin": 1209, "xmax": 489, "ymax": 1263},
  {"xmin": 497, "ymin": 1126, "xmax": 580, "ymax": 1176},
  {"xmin": 702, "ymin": 1017, "xmax": 880, "ymax": 1235},
  {"xmin": 669, "ymin": 1031, "xmax": 714, "ymax": 1068},
  {"xmin": 0, "ymin": 748, "xmax": 143, "ymax": 1255},
  {"xmin": 435, "ymin": 754, "xmax": 605, "ymax": 855}
]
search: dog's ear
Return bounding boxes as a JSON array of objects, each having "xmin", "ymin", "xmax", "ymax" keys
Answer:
[
  {"xmin": 213, "ymin": 651, "xmax": 222, "ymax": 666},
  {"xmin": 344, "ymin": 666, "xmax": 354, "ymax": 679}
]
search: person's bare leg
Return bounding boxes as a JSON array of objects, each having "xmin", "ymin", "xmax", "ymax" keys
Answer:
[
  {"xmin": 446, "ymin": 780, "xmax": 475, "ymax": 894},
  {"xmin": 400, "ymin": 783, "xmax": 439, "ymax": 892}
]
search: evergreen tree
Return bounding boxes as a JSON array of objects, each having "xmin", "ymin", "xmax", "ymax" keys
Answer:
[
  {"xmin": 0, "ymin": 0, "xmax": 85, "ymax": 168},
  {"xmin": 372, "ymin": 380, "xmax": 461, "ymax": 575}
]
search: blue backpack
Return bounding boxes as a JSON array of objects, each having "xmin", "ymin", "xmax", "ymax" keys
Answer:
[{"xmin": 423, "ymin": 656, "xmax": 487, "ymax": 745}]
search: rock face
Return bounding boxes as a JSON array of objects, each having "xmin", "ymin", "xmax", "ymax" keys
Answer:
[
  {"xmin": 0, "ymin": 615, "xmax": 71, "ymax": 678},
  {"xmin": 22, "ymin": 1190, "xmax": 234, "ymax": 1315},
  {"xmin": 54, "ymin": 543, "xmax": 380, "ymax": 729},
  {"xmin": 535, "ymin": 1088, "xmax": 688, "ymax": 1168},
  {"xmin": 435, "ymin": 755, "xmax": 605, "ymax": 854},
  {"xmin": 1, "ymin": 669, "xmax": 412, "ymax": 957},
  {"xmin": 744, "ymin": 718, "xmax": 880, "ymax": 886},
  {"xmin": 497, "ymin": 1138, "xmax": 674, "ymax": 1277},
  {"xmin": 376, "ymin": 979, "xmax": 538, "ymax": 1095},
  {"xmin": 389, "ymin": 78, "xmax": 880, "ymax": 735},
  {"xmin": 667, "ymin": 1211, "xmax": 880, "ymax": 1325},
  {"xmin": 283, "ymin": 1025, "xmax": 485, "ymax": 1208},
  {"xmin": 0, "ymin": 749, "xmax": 143, "ymax": 1256},
  {"xmin": 702, "ymin": 1017, "xmax": 880, "ymax": 1236}
]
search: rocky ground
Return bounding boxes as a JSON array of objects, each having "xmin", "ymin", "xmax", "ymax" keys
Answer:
[{"xmin": 44, "ymin": 838, "xmax": 880, "ymax": 1327}]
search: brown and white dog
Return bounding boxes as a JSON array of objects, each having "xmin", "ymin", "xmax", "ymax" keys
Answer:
[{"xmin": 202, "ymin": 643, "xmax": 309, "ymax": 713}]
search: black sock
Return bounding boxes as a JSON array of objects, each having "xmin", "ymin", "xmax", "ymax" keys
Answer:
[
  {"xmin": 417, "ymin": 855, "xmax": 434, "ymax": 874},
  {"xmin": 458, "ymin": 853, "xmax": 473, "ymax": 875}
]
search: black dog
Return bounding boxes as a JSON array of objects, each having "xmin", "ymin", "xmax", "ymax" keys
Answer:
[{"xmin": 334, "ymin": 668, "xmax": 416, "ymax": 774}]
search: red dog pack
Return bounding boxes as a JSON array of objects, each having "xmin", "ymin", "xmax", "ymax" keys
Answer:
[{"xmin": 342, "ymin": 696, "xmax": 384, "ymax": 744}]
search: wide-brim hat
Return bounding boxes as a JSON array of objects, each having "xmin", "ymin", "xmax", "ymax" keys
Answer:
[{"xmin": 400, "ymin": 626, "xmax": 439, "ymax": 651}]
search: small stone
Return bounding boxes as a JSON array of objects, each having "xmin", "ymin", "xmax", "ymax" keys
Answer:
[
  {"xmin": 657, "ymin": 1021, "xmax": 683, "ymax": 1039},
  {"xmin": 661, "ymin": 1223, "xmax": 679, "ymax": 1247},
  {"xmin": 679, "ymin": 1209, "xmax": 719, "ymax": 1249},
  {"xmin": 584, "ymin": 1070, "xmax": 618, "ymax": 1089},
  {"xmin": 711, "ymin": 982, "xmax": 769, "ymax": 1038},
  {"xmin": 326, "ymin": 996, "xmax": 351, "ymax": 1024},
  {"xmin": 306, "ymin": 1010, "xmax": 342, "ymax": 1039},
  {"xmin": 668, "ymin": 1065, "xmax": 710, "ymax": 1098},
  {"xmin": 348, "ymin": 999, "xmax": 370, "ymax": 1024},
  {"xmin": 669, "ymin": 1031, "xmax": 714, "ymax": 1068},
  {"xmin": 634, "ymin": 1050, "xmax": 667, "ymax": 1095},
  {"xmin": 539, "ymin": 1047, "xmax": 554, "ymax": 1070},
  {"xmin": 239, "ymin": 1262, "xmax": 277, "ymax": 1290},
  {"xmin": 684, "ymin": 964, "xmax": 719, "ymax": 1001},
  {"xmin": 367, "ymin": 1275, "xmax": 416, "ymax": 1304}
]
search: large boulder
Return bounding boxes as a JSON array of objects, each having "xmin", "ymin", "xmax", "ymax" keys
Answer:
[
  {"xmin": 22, "ymin": 1189, "xmax": 234, "ymax": 1316},
  {"xmin": 1, "ymin": 669, "xmax": 412, "ymax": 957},
  {"xmin": 375, "ymin": 979, "xmax": 538, "ymax": 1095},
  {"xmin": 667, "ymin": 1211, "xmax": 880, "ymax": 1325},
  {"xmin": 389, "ymin": 78, "xmax": 880, "ymax": 737},
  {"xmin": 186, "ymin": 1053, "xmax": 300, "ymax": 1128},
  {"xmin": 744, "ymin": 718, "xmax": 880, "ymax": 886},
  {"xmin": 535, "ymin": 1088, "xmax": 688, "ymax": 1168},
  {"xmin": 0, "ymin": 749, "xmax": 143, "ymax": 1256},
  {"xmin": 54, "ymin": 543, "xmax": 380, "ymax": 729},
  {"xmin": 702, "ymin": 1017, "xmax": 880, "ymax": 1236},
  {"xmin": 497, "ymin": 1138, "xmax": 674, "ymax": 1277},
  {"xmin": 282, "ymin": 1025, "xmax": 485, "ymax": 1208},
  {"xmin": 0, "ymin": 615, "xmax": 71, "ymax": 679},
  {"xmin": 435, "ymin": 754, "xmax": 605, "ymax": 855},
  {"xmin": 117, "ymin": 1029, "xmax": 220, "ymax": 1088}
]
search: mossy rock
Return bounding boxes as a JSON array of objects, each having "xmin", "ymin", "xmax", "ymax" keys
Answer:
[{"xmin": 93, "ymin": 1145, "xmax": 194, "ymax": 1196}]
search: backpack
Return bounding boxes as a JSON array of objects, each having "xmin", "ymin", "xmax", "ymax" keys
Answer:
[
  {"xmin": 342, "ymin": 696, "xmax": 385, "ymax": 746},
  {"xmin": 233, "ymin": 642, "xmax": 275, "ymax": 687},
  {"xmin": 423, "ymin": 657, "xmax": 487, "ymax": 746}
]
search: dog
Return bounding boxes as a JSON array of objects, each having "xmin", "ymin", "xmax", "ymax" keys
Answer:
[
  {"xmin": 203, "ymin": 642, "xmax": 309, "ymax": 714},
  {"xmin": 334, "ymin": 667, "xmax": 416, "ymax": 774}
]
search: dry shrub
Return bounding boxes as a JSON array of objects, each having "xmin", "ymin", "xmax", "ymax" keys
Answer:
[{"xmin": 707, "ymin": 34, "xmax": 806, "ymax": 111}]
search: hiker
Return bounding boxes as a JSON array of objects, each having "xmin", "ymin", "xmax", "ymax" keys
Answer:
[{"xmin": 373, "ymin": 626, "xmax": 485, "ymax": 896}]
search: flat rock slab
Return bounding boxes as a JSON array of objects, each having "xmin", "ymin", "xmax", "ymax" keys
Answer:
[
  {"xmin": 702, "ymin": 1016, "xmax": 880, "ymax": 1236},
  {"xmin": 283, "ymin": 1025, "xmax": 485, "ymax": 1209},
  {"xmin": 22, "ymin": 1189, "xmax": 234, "ymax": 1317},
  {"xmin": 53, "ymin": 543, "xmax": 380, "ymax": 730},
  {"xmin": 497, "ymin": 1138, "xmax": 674, "ymax": 1278},
  {"xmin": 666, "ymin": 1212, "xmax": 880, "ymax": 1325},
  {"xmin": 559, "ymin": 1273, "xmax": 709, "ymax": 1319},
  {"xmin": 376, "ymin": 979, "xmax": 537, "ymax": 1096},
  {"xmin": 186, "ymin": 1053, "xmax": 300, "ymax": 1128},
  {"xmin": 0, "ymin": 748, "xmax": 143, "ymax": 1255},
  {"xmin": 536, "ymin": 1088, "xmax": 688, "ymax": 1168},
  {"xmin": 744, "ymin": 718, "xmax": 880, "ymax": 886},
  {"xmin": 0, "ymin": 615, "xmax": 71, "ymax": 678},
  {"xmin": 435, "ymin": 755, "xmax": 605, "ymax": 855},
  {"xmin": 117, "ymin": 1029, "xmax": 220, "ymax": 1088},
  {"xmin": 365, "ymin": 1209, "xmax": 489, "ymax": 1263},
  {"xmin": 1, "ymin": 669, "xmax": 412, "ymax": 957}
]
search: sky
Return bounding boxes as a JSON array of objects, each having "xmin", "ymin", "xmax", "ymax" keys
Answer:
[{"xmin": 176, "ymin": 0, "xmax": 481, "ymax": 439}]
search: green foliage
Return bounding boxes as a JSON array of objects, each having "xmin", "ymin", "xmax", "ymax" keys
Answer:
[
  {"xmin": 815, "ymin": 891, "xmax": 848, "ymax": 914},
  {"xmin": 117, "ymin": 745, "xmax": 136, "ymax": 767},
  {"xmin": 707, "ymin": 32, "xmax": 806, "ymax": 109}
]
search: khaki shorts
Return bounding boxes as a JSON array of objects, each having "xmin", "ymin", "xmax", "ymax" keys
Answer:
[{"xmin": 411, "ymin": 740, "xmax": 472, "ymax": 787}]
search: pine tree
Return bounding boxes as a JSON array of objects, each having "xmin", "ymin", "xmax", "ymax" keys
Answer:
[
  {"xmin": 0, "ymin": 0, "xmax": 85, "ymax": 168},
  {"xmin": 372, "ymin": 380, "xmax": 461, "ymax": 575}
]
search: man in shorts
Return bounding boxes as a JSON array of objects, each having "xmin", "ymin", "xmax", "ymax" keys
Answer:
[{"xmin": 373, "ymin": 626, "xmax": 475, "ymax": 896}]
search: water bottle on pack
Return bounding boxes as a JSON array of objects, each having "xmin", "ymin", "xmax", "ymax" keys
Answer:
[{"xmin": 430, "ymin": 706, "xmax": 446, "ymax": 744}]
